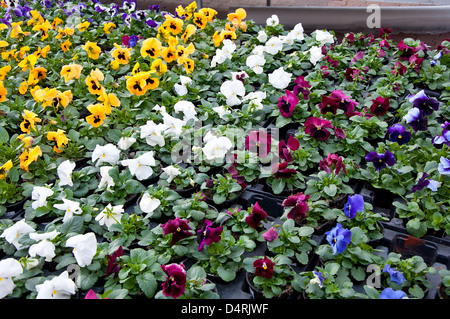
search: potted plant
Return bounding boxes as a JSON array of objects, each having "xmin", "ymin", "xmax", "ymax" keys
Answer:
[
  {"xmin": 158, "ymin": 164, "xmax": 208, "ymax": 197},
  {"xmin": 261, "ymin": 161, "xmax": 305, "ymax": 196},
  {"xmin": 243, "ymin": 254, "xmax": 297, "ymax": 299},
  {"xmin": 200, "ymin": 173, "xmax": 244, "ymax": 209},
  {"xmin": 172, "ymin": 192, "xmax": 219, "ymax": 228},
  {"xmin": 136, "ymin": 184, "xmax": 180, "ymax": 220},
  {"xmin": 262, "ymin": 218, "xmax": 317, "ymax": 267},
  {"xmin": 191, "ymin": 221, "xmax": 255, "ymax": 283}
]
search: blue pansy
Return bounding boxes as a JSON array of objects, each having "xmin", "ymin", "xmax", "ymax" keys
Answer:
[
  {"xmin": 383, "ymin": 264, "xmax": 405, "ymax": 285},
  {"xmin": 325, "ymin": 223, "xmax": 352, "ymax": 255},
  {"xmin": 379, "ymin": 288, "xmax": 407, "ymax": 299},
  {"xmin": 344, "ymin": 194, "xmax": 365, "ymax": 219},
  {"xmin": 438, "ymin": 156, "xmax": 450, "ymax": 175},
  {"xmin": 388, "ymin": 123, "xmax": 411, "ymax": 145}
]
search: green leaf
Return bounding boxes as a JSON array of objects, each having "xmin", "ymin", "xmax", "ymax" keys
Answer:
[
  {"xmin": 271, "ymin": 178, "xmax": 285, "ymax": 194},
  {"xmin": 217, "ymin": 266, "xmax": 236, "ymax": 282},
  {"xmin": 136, "ymin": 273, "xmax": 157, "ymax": 298},
  {"xmin": 61, "ymin": 216, "xmax": 84, "ymax": 235},
  {"xmin": 324, "ymin": 184, "xmax": 337, "ymax": 197},
  {"xmin": 0, "ymin": 126, "xmax": 9, "ymax": 144},
  {"xmin": 406, "ymin": 218, "xmax": 427, "ymax": 238}
]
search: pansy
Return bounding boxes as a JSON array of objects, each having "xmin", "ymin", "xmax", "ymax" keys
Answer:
[
  {"xmin": 279, "ymin": 135, "xmax": 300, "ymax": 163},
  {"xmin": 318, "ymin": 95, "xmax": 340, "ymax": 115},
  {"xmin": 95, "ymin": 204, "xmax": 124, "ymax": 230},
  {"xmin": 293, "ymin": 76, "xmax": 311, "ymax": 99},
  {"xmin": 174, "ymin": 75, "xmax": 192, "ymax": 96},
  {"xmin": 388, "ymin": 124, "xmax": 411, "ymax": 145},
  {"xmin": 257, "ymin": 30, "xmax": 268, "ymax": 43},
  {"xmin": 253, "ymin": 256, "xmax": 274, "ymax": 279},
  {"xmin": 407, "ymin": 90, "xmax": 439, "ymax": 116},
  {"xmin": 309, "ymin": 270, "xmax": 324, "ymax": 288},
  {"xmin": 220, "ymin": 79, "xmax": 245, "ymax": 106},
  {"xmin": 81, "ymin": 41, "xmax": 101, "ymax": 59},
  {"xmin": 325, "ymin": 223, "xmax": 352, "ymax": 255},
  {"xmin": 31, "ymin": 186, "xmax": 54, "ymax": 210},
  {"xmin": 365, "ymin": 150, "xmax": 395, "ymax": 172},
  {"xmin": 433, "ymin": 121, "xmax": 450, "ymax": 148},
  {"xmin": 162, "ymin": 113, "xmax": 185, "ymax": 136},
  {"xmin": 264, "ymin": 36, "xmax": 283, "ymax": 55},
  {"xmin": 268, "ymin": 67, "xmax": 292, "ymax": 90},
  {"xmin": 20, "ymin": 110, "xmax": 41, "ymax": 134},
  {"xmin": 304, "ymin": 117, "xmax": 333, "ymax": 141},
  {"xmin": 60, "ymin": 63, "xmax": 83, "ymax": 83},
  {"xmin": 319, "ymin": 153, "xmax": 346, "ymax": 175},
  {"xmin": 411, "ymin": 172, "xmax": 440, "ymax": 192},
  {"xmin": 140, "ymin": 37, "xmax": 162, "ymax": 59},
  {"xmin": 197, "ymin": 220, "xmax": 223, "ymax": 252},
  {"xmin": 282, "ymin": 192, "xmax": 310, "ymax": 220},
  {"xmin": 0, "ymin": 258, "xmax": 23, "ymax": 299},
  {"xmin": 266, "ymin": 14, "xmax": 279, "ymax": 26},
  {"xmin": 121, "ymin": 151, "xmax": 156, "ymax": 181},
  {"xmin": 106, "ymin": 246, "xmax": 123, "ymax": 278},
  {"xmin": 383, "ymin": 264, "xmax": 405, "ymax": 285},
  {"xmin": 330, "ymin": 90, "xmax": 359, "ymax": 115},
  {"xmin": 246, "ymin": 54, "xmax": 265, "ymax": 74},
  {"xmin": 272, "ymin": 161, "xmax": 298, "ymax": 180},
  {"xmin": 344, "ymin": 194, "xmax": 365, "ymax": 219},
  {"xmin": 263, "ymin": 227, "xmax": 279, "ymax": 242},
  {"xmin": 161, "ymin": 263, "xmax": 187, "ymax": 298},
  {"xmin": 35, "ymin": 271, "xmax": 77, "ymax": 299},
  {"xmin": 54, "ymin": 198, "xmax": 82, "ymax": 223},
  {"xmin": 19, "ymin": 146, "xmax": 42, "ymax": 172},
  {"xmin": 403, "ymin": 107, "xmax": 428, "ymax": 132},
  {"xmin": 111, "ymin": 43, "xmax": 132, "ymax": 65},
  {"xmin": 28, "ymin": 230, "xmax": 59, "ymax": 262},
  {"xmin": 245, "ymin": 202, "xmax": 268, "ymax": 229},
  {"xmin": 140, "ymin": 120, "xmax": 166, "ymax": 147},
  {"xmin": 98, "ymin": 166, "xmax": 115, "ymax": 192},
  {"xmin": 379, "ymin": 288, "xmax": 407, "ymax": 299},
  {"xmin": 0, "ymin": 219, "xmax": 35, "ymax": 250},
  {"xmin": 92, "ymin": 143, "xmax": 120, "ymax": 167},
  {"xmin": 438, "ymin": 156, "xmax": 450, "ymax": 175},
  {"xmin": 139, "ymin": 192, "xmax": 161, "ymax": 217},
  {"xmin": 202, "ymin": 134, "xmax": 233, "ymax": 162},
  {"xmin": 245, "ymin": 130, "xmax": 272, "ymax": 158},
  {"xmin": 161, "ymin": 217, "xmax": 194, "ymax": 246},
  {"xmin": 307, "ymin": 46, "xmax": 324, "ymax": 65},
  {"xmin": 174, "ymin": 100, "xmax": 197, "ymax": 122},
  {"xmin": 277, "ymin": 89, "xmax": 298, "ymax": 117},
  {"xmin": 66, "ymin": 232, "xmax": 97, "ymax": 267},
  {"xmin": 315, "ymin": 30, "xmax": 335, "ymax": 45},
  {"xmin": 162, "ymin": 165, "xmax": 181, "ymax": 184},
  {"xmin": 47, "ymin": 129, "xmax": 68, "ymax": 153},
  {"xmin": 370, "ymin": 96, "xmax": 390, "ymax": 116},
  {"xmin": 117, "ymin": 136, "xmax": 136, "ymax": 151}
]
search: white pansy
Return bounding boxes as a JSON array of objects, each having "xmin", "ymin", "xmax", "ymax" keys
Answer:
[
  {"xmin": 307, "ymin": 45, "xmax": 324, "ymax": 65},
  {"xmin": 35, "ymin": 271, "xmax": 77, "ymax": 299},
  {"xmin": 264, "ymin": 36, "xmax": 283, "ymax": 55},
  {"xmin": 257, "ymin": 30, "xmax": 268, "ymax": 43},
  {"xmin": 0, "ymin": 219, "xmax": 35, "ymax": 250},
  {"xmin": 289, "ymin": 23, "xmax": 304, "ymax": 41},
  {"xmin": 28, "ymin": 230, "xmax": 59, "ymax": 262},
  {"xmin": 31, "ymin": 186, "xmax": 54, "ymax": 210},
  {"xmin": 65, "ymin": 232, "xmax": 97, "ymax": 267},
  {"xmin": 139, "ymin": 192, "xmax": 161, "ymax": 217},
  {"xmin": 53, "ymin": 198, "xmax": 83, "ymax": 223},
  {"xmin": 266, "ymin": 14, "xmax": 279, "ymax": 26},
  {"xmin": 315, "ymin": 30, "xmax": 334, "ymax": 45},
  {"xmin": 95, "ymin": 203, "xmax": 124, "ymax": 230},
  {"xmin": 174, "ymin": 75, "xmax": 192, "ymax": 96},
  {"xmin": 121, "ymin": 151, "xmax": 156, "ymax": 181},
  {"xmin": 210, "ymin": 48, "xmax": 228, "ymax": 67},
  {"xmin": 202, "ymin": 135, "xmax": 233, "ymax": 161},
  {"xmin": 220, "ymin": 79, "xmax": 245, "ymax": 106},
  {"xmin": 117, "ymin": 136, "xmax": 136, "ymax": 150},
  {"xmin": 246, "ymin": 54, "xmax": 265, "ymax": 74},
  {"xmin": 212, "ymin": 105, "xmax": 231, "ymax": 120},
  {"xmin": 0, "ymin": 258, "xmax": 23, "ymax": 299},
  {"xmin": 268, "ymin": 67, "xmax": 292, "ymax": 90},
  {"xmin": 20, "ymin": 257, "xmax": 39, "ymax": 270},
  {"xmin": 140, "ymin": 120, "xmax": 167, "ymax": 147},
  {"xmin": 162, "ymin": 113, "xmax": 185, "ymax": 136},
  {"xmin": 174, "ymin": 100, "xmax": 197, "ymax": 122},
  {"xmin": 57, "ymin": 160, "xmax": 76, "ymax": 187},
  {"xmin": 252, "ymin": 45, "xmax": 266, "ymax": 56},
  {"xmin": 153, "ymin": 104, "xmax": 167, "ymax": 114},
  {"xmin": 210, "ymin": 39, "xmax": 236, "ymax": 67},
  {"xmin": 92, "ymin": 143, "xmax": 121, "ymax": 167},
  {"xmin": 162, "ymin": 165, "xmax": 181, "ymax": 183},
  {"xmin": 243, "ymin": 91, "xmax": 267, "ymax": 111},
  {"xmin": 98, "ymin": 166, "xmax": 115, "ymax": 191}
]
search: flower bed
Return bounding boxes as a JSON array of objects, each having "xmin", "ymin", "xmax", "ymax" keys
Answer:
[{"xmin": 0, "ymin": 0, "xmax": 448, "ymax": 300}]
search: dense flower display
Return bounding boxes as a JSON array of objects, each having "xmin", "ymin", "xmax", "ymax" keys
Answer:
[{"xmin": 0, "ymin": 0, "xmax": 448, "ymax": 301}]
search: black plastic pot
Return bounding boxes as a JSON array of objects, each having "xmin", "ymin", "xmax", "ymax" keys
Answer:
[{"xmin": 392, "ymin": 233, "xmax": 439, "ymax": 267}]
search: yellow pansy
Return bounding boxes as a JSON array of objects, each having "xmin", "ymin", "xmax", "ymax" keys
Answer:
[
  {"xmin": 162, "ymin": 14, "xmax": 183, "ymax": 35},
  {"xmin": 140, "ymin": 37, "xmax": 162, "ymax": 59},
  {"xmin": 19, "ymin": 146, "xmax": 42, "ymax": 172},
  {"xmin": 150, "ymin": 59, "xmax": 167, "ymax": 76},
  {"xmin": 60, "ymin": 63, "xmax": 83, "ymax": 83},
  {"xmin": 76, "ymin": 21, "xmax": 90, "ymax": 32},
  {"xmin": 82, "ymin": 41, "xmax": 101, "ymax": 60},
  {"xmin": 193, "ymin": 12, "xmax": 208, "ymax": 30},
  {"xmin": 86, "ymin": 103, "xmax": 107, "ymax": 128},
  {"xmin": 0, "ymin": 81, "xmax": 7, "ymax": 102},
  {"xmin": 85, "ymin": 75, "xmax": 103, "ymax": 95},
  {"xmin": 0, "ymin": 65, "xmax": 11, "ymax": 81},
  {"xmin": 19, "ymin": 81, "xmax": 28, "ymax": 95},
  {"xmin": 17, "ymin": 134, "xmax": 34, "ymax": 149},
  {"xmin": 103, "ymin": 22, "xmax": 116, "ymax": 34},
  {"xmin": 61, "ymin": 39, "xmax": 72, "ymax": 52},
  {"xmin": 111, "ymin": 43, "xmax": 132, "ymax": 65},
  {"xmin": 20, "ymin": 110, "xmax": 41, "ymax": 134},
  {"xmin": 0, "ymin": 160, "xmax": 12, "ymax": 180},
  {"xmin": 181, "ymin": 24, "xmax": 197, "ymax": 43},
  {"xmin": 97, "ymin": 88, "xmax": 120, "ymax": 115},
  {"xmin": 18, "ymin": 54, "xmax": 38, "ymax": 71},
  {"xmin": 47, "ymin": 129, "xmax": 69, "ymax": 153}
]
